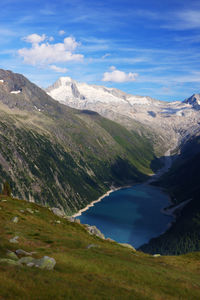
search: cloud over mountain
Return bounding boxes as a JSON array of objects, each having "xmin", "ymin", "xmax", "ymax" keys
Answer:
[
  {"xmin": 102, "ymin": 66, "xmax": 138, "ymax": 83},
  {"xmin": 18, "ymin": 34, "xmax": 83, "ymax": 71}
]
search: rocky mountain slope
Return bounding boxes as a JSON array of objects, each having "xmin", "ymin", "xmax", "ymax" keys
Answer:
[
  {"xmin": 47, "ymin": 77, "xmax": 200, "ymax": 152},
  {"xmin": 140, "ymin": 134, "xmax": 200, "ymax": 255},
  {"xmin": 0, "ymin": 69, "xmax": 159, "ymax": 214}
]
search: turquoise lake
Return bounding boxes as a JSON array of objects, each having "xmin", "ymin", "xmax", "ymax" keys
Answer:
[{"xmin": 77, "ymin": 184, "xmax": 173, "ymax": 248}]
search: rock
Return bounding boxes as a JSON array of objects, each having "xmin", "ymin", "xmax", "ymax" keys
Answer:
[
  {"xmin": 74, "ymin": 218, "xmax": 80, "ymax": 224},
  {"xmin": 55, "ymin": 220, "xmax": 61, "ymax": 224},
  {"xmin": 87, "ymin": 244, "xmax": 100, "ymax": 249},
  {"xmin": 65, "ymin": 216, "xmax": 74, "ymax": 222},
  {"xmin": 106, "ymin": 238, "xmax": 115, "ymax": 242},
  {"xmin": 7, "ymin": 251, "xmax": 19, "ymax": 261},
  {"xmin": 0, "ymin": 258, "xmax": 21, "ymax": 266},
  {"xmin": 12, "ymin": 216, "xmax": 19, "ymax": 223},
  {"xmin": 86, "ymin": 225, "xmax": 105, "ymax": 239},
  {"xmin": 35, "ymin": 210, "xmax": 39, "ymax": 213},
  {"xmin": 1, "ymin": 199, "xmax": 7, "ymax": 202},
  {"xmin": 19, "ymin": 256, "xmax": 56, "ymax": 270},
  {"xmin": 15, "ymin": 249, "xmax": 33, "ymax": 256},
  {"xmin": 18, "ymin": 256, "xmax": 35, "ymax": 264},
  {"xmin": 119, "ymin": 243, "xmax": 136, "ymax": 251},
  {"xmin": 20, "ymin": 210, "xmax": 24, "ymax": 213},
  {"xmin": 34, "ymin": 256, "xmax": 56, "ymax": 270},
  {"xmin": 27, "ymin": 262, "xmax": 34, "ymax": 267},
  {"xmin": 51, "ymin": 207, "xmax": 66, "ymax": 218},
  {"xmin": 153, "ymin": 254, "xmax": 161, "ymax": 257},
  {"xmin": 26, "ymin": 208, "xmax": 34, "ymax": 214},
  {"xmin": 9, "ymin": 236, "xmax": 19, "ymax": 243}
]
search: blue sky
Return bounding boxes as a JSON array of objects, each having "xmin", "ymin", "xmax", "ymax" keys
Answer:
[{"xmin": 0, "ymin": 0, "xmax": 200, "ymax": 101}]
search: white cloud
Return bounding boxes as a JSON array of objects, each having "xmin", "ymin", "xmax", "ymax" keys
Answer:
[
  {"xmin": 59, "ymin": 30, "xmax": 65, "ymax": 36},
  {"xmin": 102, "ymin": 53, "xmax": 110, "ymax": 59},
  {"xmin": 23, "ymin": 33, "xmax": 46, "ymax": 44},
  {"xmin": 18, "ymin": 34, "xmax": 83, "ymax": 66},
  {"xmin": 102, "ymin": 67, "xmax": 138, "ymax": 83},
  {"xmin": 49, "ymin": 65, "xmax": 68, "ymax": 73}
]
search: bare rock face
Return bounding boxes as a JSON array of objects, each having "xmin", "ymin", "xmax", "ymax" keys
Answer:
[{"xmin": 47, "ymin": 78, "xmax": 200, "ymax": 152}]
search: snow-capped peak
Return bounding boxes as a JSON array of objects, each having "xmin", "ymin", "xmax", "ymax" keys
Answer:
[{"xmin": 184, "ymin": 94, "xmax": 200, "ymax": 108}]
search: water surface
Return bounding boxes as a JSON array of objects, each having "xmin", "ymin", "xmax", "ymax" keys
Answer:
[{"xmin": 77, "ymin": 184, "xmax": 173, "ymax": 248}]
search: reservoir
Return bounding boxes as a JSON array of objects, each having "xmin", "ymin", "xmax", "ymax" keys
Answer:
[{"xmin": 76, "ymin": 184, "xmax": 173, "ymax": 249}]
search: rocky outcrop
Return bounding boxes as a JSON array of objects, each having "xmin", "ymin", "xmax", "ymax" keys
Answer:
[{"xmin": 85, "ymin": 225, "xmax": 105, "ymax": 239}]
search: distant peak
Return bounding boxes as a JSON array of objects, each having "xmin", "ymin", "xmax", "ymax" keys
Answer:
[{"xmin": 59, "ymin": 76, "xmax": 74, "ymax": 84}]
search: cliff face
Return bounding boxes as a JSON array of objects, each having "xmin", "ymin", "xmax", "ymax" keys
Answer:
[{"xmin": 0, "ymin": 69, "xmax": 156, "ymax": 214}]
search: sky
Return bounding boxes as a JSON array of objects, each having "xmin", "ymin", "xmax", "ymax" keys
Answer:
[{"xmin": 0, "ymin": 0, "xmax": 200, "ymax": 101}]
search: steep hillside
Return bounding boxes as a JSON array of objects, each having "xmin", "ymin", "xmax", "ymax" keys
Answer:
[
  {"xmin": 140, "ymin": 135, "xmax": 200, "ymax": 255},
  {"xmin": 0, "ymin": 195, "xmax": 200, "ymax": 300},
  {"xmin": 0, "ymin": 69, "xmax": 158, "ymax": 214}
]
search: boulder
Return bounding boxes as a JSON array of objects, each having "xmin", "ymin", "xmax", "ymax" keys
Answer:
[
  {"xmin": 19, "ymin": 256, "xmax": 35, "ymax": 264},
  {"xmin": 153, "ymin": 254, "xmax": 161, "ymax": 257},
  {"xmin": 65, "ymin": 216, "xmax": 74, "ymax": 222},
  {"xmin": 15, "ymin": 249, "xmax": 33, "ymax": 256},
  {"xmin": 106, "ymin": 238, "xmax": 115, "ymax": 242},
  {"xmin": 86, "ymin": 225, "xmax": 105, "ymax": 239},
  {"xmin": 7, "ymin": 251, "xmax": 19, "ymax": 261},
  {"xmin": 51, "ymin": 207, "xmax": 66, "ymax": 218},
  {"xmin": 34, "ymin": 256, "xmax": 56, "ymax": 270},
  {"xmin": 0, "ymin": 258, "xmax": 21, "ymax": 266},
  {"xmin": 19, "ymin": 256, "xmax": 56, "ymax": 270},
  {"xmin": 87, "ymin": 244, "xmax": 100, "ymax": 249},
  {"xmin": 9, "ymin": 236, "xmax": 19, "ymax": 243},
  {"xmin": 12, "ymin": 216, "xmax": 19, "ymax": 223},
  {"xmin": 26, "ymin": 208, "xmax": 34, "ymax": 214},
  {"xmin": 119, "ymin": 243, "xmax": 136, "ymax": 251}
]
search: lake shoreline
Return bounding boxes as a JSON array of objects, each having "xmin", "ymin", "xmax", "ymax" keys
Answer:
[{"xmin": 72, "ymin": 182, "xmax": 137, "ymax": 218}]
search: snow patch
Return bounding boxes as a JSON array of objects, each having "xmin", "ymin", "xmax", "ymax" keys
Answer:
[{"xmin": 10, "ymin": 90, "xmax": 21, "ymax": 94}]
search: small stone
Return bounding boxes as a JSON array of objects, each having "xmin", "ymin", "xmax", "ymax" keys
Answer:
[
  {"xmin": 20, "ymin": 210, "xmax": 24, "ymax": 213},
  {"xmin": 12, "ymin": 216, "xmax": 19, "ymax": 223},
  {"xmin": 87, "ymin": 244, "xmax": 100, "ymax": 249},
  {"xmin": 9, "ymin": 236, "xmax": 19, "ymax": 243},
  {"xmin": 119, "ymin": 243, "xmax": 136, "ymax": 251},
  {"xmin": 26, "ymin": 208, "xmax": 34, "ymax": 214},
  {"xmin": 56, "ymin": 220, "xmax": 61, "ymax": 224},
  {"xmin": 106, "ymin": 238, "xmax": 115, "ymax": 242},
  {"xmin": 27, "ymin": 262, "xmax": 34, "ymax": 267},
  {"xmin": 153, "ymin": 254, "xmax": 161, "ymax": 257},
  {"xmin": 7, "ymin": 251, "xmax": 19, "ymax": 261},
  {"xmin": 35, "ymin": 210, "xmax": 39, "ymax": 213},
  {"xmin": 1, "ymin": 199, "xmax": 7, "ymax": 202},
  {"xmin": 18, "ymin": 257, "xmax": 35, "ymax": 265},
  {"xmin": 0, "ymin": 258, "xmax": 21, "ymax": 266},
  {"xmin": 15, "ymin": 249, "xmax": 32, "ymax": 256}
]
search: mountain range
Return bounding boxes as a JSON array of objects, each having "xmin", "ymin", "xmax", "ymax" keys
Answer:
[
  {"xmin": 0, "ymin": 69, "xmax": 200, "ymax": 255},
  {"xmin": 47, "ymin": 77, "xmax": 200, "ymax": 152},
  {"xmin": 0, "ymin": 69, "xmax": 158, "ymax": 214}
]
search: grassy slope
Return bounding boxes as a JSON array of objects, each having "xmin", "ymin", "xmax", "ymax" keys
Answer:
[
  {"xmin": 0, "ymin": 195, "xmax": 200, "ymax": 300},
  {"xmin": 140, "ymin": 136, "xmax": 200, "ymax": 255}
]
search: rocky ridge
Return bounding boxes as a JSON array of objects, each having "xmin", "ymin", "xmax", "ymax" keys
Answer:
[{"xmin": 47, "ymin": 77, "xmax": 200, "ymax": 151}]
